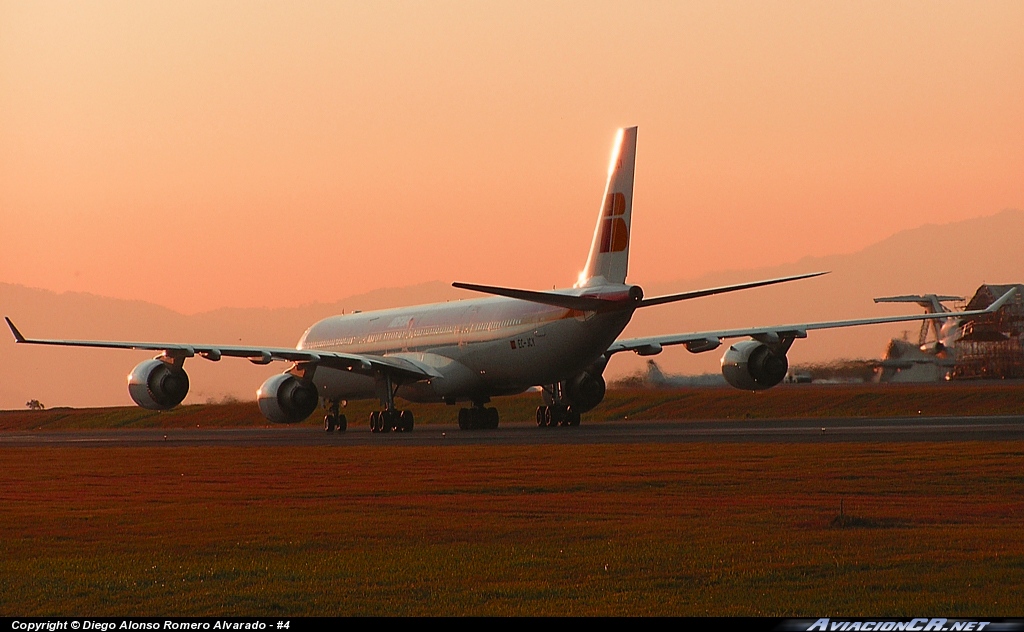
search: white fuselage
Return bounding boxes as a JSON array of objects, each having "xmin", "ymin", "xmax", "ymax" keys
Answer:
[{"xmin": 296, "ymin": 286, "xmax": 635, "ymax": 404}]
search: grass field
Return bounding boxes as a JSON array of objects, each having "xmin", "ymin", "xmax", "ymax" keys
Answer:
[
  {"xmin": 1, "ymin": 441, "xmax": 1023, "ymax": 616},
  {"xmin": 3, "ymin": 382, "xmax": 1024, "ymax": 430}
]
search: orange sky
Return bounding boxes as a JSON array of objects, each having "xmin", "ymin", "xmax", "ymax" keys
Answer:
[{"xmin": 2, "ymin": 1, "xmax": 1022, "ymax": 314}]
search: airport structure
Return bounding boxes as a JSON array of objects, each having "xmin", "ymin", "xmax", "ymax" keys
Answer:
[
  {"xmin": 874, "ymin": 284, "xmax": 1024, "ymax": 382},
  {"xmin": 952, "ymin": 284, "xmax": 1024, "ymax": 380}
]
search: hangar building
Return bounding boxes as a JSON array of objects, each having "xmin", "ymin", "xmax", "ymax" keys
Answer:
[{"xmin": 952, "ymin": 284, "xmax": 1024, "ymax": 380}]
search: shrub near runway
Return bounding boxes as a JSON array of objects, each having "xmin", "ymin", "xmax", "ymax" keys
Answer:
[{"xmin": 1, "ymin": 442, "xmax": 1023, "ymax": 615}]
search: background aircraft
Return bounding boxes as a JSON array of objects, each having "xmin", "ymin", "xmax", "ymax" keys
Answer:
[{"xmin": 5, "ymin": 128, "xmax": 1013, "ymax": 431}]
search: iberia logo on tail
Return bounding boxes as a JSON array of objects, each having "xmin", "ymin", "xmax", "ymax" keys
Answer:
[{"xmin": 599, "ymin": 192, "xmax": 629, "ymax": 253}]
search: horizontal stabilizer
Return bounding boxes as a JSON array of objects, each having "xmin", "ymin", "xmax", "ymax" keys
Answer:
[
  {"xmin": 873, "ymin": 295, "xmax": 963, "ymax": 303},
  {"xmin": 637, "ymin": 271, "xmax": 828, "ymax": 308},
  {"xmin": 452, "ymin": 282, "xmax": 625, "ymax": 311}
]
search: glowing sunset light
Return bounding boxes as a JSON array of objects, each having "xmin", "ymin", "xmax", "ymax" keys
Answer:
[
  {"xmin": 0, "ymin": 1, "xmax": 1020, "ymax": 315},
  {"xmin": 608, "ymin": 128, "xmax": 625, "ymax": 177}
]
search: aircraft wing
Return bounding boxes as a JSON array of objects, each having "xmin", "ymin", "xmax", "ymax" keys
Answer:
[
  {"xmin": 3, "ymin": 317, "xmax": 436, "ymax": 381},
  {"xmin": 607, "ymin": 288, "xmax": 1017, "ymax": 357}
]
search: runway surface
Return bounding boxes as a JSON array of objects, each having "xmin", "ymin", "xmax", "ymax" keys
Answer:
[{"xmin": 2, "ymin": 415, "xmax": 1024, "ymax": 447}]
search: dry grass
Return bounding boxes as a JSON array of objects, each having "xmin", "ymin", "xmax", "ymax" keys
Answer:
[
  {"xmin": 2, "ymin": 382, "xmax": 1023, "ymax": 431},
  {"xmin": 1, "ymin": 442, "xmax": 1023, "ymax": 615}
]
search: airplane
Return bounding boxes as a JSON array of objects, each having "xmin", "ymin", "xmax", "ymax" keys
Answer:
[
  {"xmin": 872, "ymin": 293, "xmax": 964, "ymax": 382},
  {"xmin": 4, "ymin": 127, "xmax": 1016, "ymax": 432}
]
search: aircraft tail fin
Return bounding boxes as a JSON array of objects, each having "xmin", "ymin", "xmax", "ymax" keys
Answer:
[{"xmin": 578, "ymin": 126, "xmax": 637, "ymax": 287}]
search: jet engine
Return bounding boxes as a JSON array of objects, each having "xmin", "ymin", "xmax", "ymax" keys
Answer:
[
  {"xmin": 128, "ymin": 359, "xmax": 190, "ymax": 410},
  {"xmin": 562, "ymin": 371, "xmax": 606, "ymax": 413},
  {"xmin": 721, "ymin": 340, "xmax": 789, "ymax": 391},
  {"xmin": 257, "ymin": 374, "xmax": 320, "ymax": 424}
]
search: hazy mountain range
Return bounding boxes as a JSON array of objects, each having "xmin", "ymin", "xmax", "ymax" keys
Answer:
[{"xmin": 2, "ymin": 209, "xmax": 1021, "ymax": 409}]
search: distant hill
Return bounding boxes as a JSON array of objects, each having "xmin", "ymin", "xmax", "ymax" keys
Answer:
[
  {"xmin": 1, "ymin": 210, "xmax": 1020, "ymax": 409},
  {"xmin": 616, "ymin": 208, "xmax": 1024, "ymax": 378}
]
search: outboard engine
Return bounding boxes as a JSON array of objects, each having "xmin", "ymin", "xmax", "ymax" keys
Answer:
[
  {"xmin": 562, "ymin": 371, "xmax": 606, "ymax": 413},
  {"xmin": 128, "ymin": 359, "xmax": 190, "ymax": 410},
  {"xmin": 721, "ymin": 340, "xmax": 789, "ymax": 391},
  {"xmin": 257, "ymin": 374, "xmax": 319, "ymax": 424}
]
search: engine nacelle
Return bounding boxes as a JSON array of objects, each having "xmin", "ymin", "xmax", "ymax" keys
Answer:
[
  {"xmin": 721, "ymin": 340, "xmax": 789, "ymax": 391},
  {"xmin": 257, "ymin": 373, "xmax": 320, "ymax": 424},
  {"xmin": 128, "ymin": 359, "xmax": 190, "ymax": 410},
  {"xmin": 563, "ymin": 371, "xmax": 606, "ymax": 413}
]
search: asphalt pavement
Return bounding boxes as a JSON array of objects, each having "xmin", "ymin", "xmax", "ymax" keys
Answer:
[{"xmin": 3, "ymin": 415, "xmax": 1024, "ymax": 447}]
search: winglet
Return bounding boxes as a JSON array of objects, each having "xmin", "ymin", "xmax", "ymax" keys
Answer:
[
  {"xmin": 5, "ymin": 317, "xmax": 27, "ymax": 343},
  {"xmin": 985, "ymin": 288, "xmax": 1017, "ymax": 313}
]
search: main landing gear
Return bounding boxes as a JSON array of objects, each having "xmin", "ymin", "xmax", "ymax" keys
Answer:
[
  {"xmin": 368, "ymin": 371, "xmax": 414, "ymax": 433},
  {"xmin": 458, "ymin": 405, "xmax": 499, "ymax": 430},
  {"xmin": 536, "ymin": 404, "xmax": 581, "ymax": 427},
  {"xmin": 324, "ymin": 401, "xmax": 348, "ymax": 432}
]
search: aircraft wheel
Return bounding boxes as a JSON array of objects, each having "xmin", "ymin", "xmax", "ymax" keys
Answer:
[
  {"xmin": 486, "ymin": 407, "xmax": 499, "ymax": 429},
  {"xmin": 536, "ymin": 406, "xmax": 546, "ymax": 427},
  {"xmin": 566, "ymin": 409, "xmax": 581, "ymax": 427},
  {"xmin": 369, "ymin": 411, "xmax": 380, "ymax": 433},
  {"xmin": 337, "ymin": 414, "xmax": 348, "ymax": 432},
  {"xmin": 399, "ymin": 410, "xmax": 414, "ymax": 432},
  {"xmin": 324, "ymin": 414, "xmax": 335, "ymax": 432}
]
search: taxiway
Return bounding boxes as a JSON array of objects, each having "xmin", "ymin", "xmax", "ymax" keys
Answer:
[{"xmin": 2, "ymin": 415, "xmax": 1023, "ymax": 447}]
